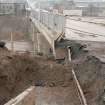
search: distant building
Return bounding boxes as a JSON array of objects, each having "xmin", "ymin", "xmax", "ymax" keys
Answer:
[
  {"xmin": 53, "ymin": 0, "xmax": 76, "ymax": 10},
  {"xmin": 0, "ymin": 3, "xmax": 14, "ymax": 14},
  {"xmin": 74, "ymin": 0, "xmax": 104, "ymax": 2},
  {"xmin": 53, "ymin": 0, "xmax": 76, "ymax": 13},
  {"xmin": 75, "ymin": 1, "xmax": 105, "ymax": 8},
  {"xmin": 75, "ymin": 1, "xmax": 105, "ymax": 16},
  {"xmin": 0, "ymin": 0, "xmax": 26, "ymax": 15},
  {"xmin": 63, "ymin": 9, "xmax": 82, "ymax": 16}
]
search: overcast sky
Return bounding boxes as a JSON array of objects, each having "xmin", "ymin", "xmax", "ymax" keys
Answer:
[{"xmin": 50, "ymin": 0, "xmax": 105, "ymax": 1}]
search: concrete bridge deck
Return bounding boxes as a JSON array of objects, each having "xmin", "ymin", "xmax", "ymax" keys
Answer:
[{"xmin": 65, "ymin": 19, "xmax": 105, "ymax": 42}]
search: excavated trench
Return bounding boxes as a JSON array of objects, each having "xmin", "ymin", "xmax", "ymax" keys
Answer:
[
  {"xmin": 0, "ymin": 47, "xmax": 74, "ymax": 104},
  {"xmin": 0, "ymin": 15, "xmax": 105, "ymax": 104},
  {"xmin": 0, "ymin": 45, "xmax": 105, "ymax": 105}
]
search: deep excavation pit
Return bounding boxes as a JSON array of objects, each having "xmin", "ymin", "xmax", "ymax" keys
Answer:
[
  {"xmin": 0, "ymin": 41, "xmax": 105, "ymax": 105},
  {"xmin": 0, "ymin": 47, "xmax": 73, "ymax": 104}
]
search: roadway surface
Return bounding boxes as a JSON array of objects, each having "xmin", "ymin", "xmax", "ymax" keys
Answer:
[
  {"xmin": 69, "ymin": 16, "xmax": 105, "ymax": 25},
  {"xmin": 65, "ymin": 19, "xmax": 105, "ymax": 42}
]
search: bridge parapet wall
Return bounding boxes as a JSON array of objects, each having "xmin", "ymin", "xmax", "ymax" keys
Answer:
[{"xmin": 31, "ymin": 10, "xmax": 65, "ymax": 38}]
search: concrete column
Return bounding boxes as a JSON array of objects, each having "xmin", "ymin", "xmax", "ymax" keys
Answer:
[
  {"xmin": 36, "ymin": 32, "xmax": 40, "ymax": 53},
  {"xmin": 67, "ymin": 46, "xmax": 72, "ymax": 61},
  {"xmin": 32, "ymin": 24, "xmax": 36, "ymax": 56},
  {"xmin": 10, "ymin": 32, "xmax": 14, "ymax": 54},
  {"xmin": 52, "ymin": 41, "xmax": 56, "ymax": 58}
]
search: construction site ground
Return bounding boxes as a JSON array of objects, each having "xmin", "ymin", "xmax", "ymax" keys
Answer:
[
  {"xmin": 0, "ymin": 15, "xmax": 30, "ymax": 41},
  {"xmin": 0, "ymin": 15, "xmax": 105, "ymax": 105},
  {"xmin": 0, "ymin": 41, "xmax": 105, "ymax": 105},
  {"xmin": 0, "ymin": 48, "xmax": 80, "ymax": 105}
]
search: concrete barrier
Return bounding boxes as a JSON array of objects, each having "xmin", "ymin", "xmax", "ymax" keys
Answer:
[{"xmin": 5, "ymin": 86, "xmax": 35, "ymax": 105}]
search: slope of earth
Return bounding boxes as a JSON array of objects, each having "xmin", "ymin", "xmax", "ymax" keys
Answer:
[{"xmin": 73, "ymin": 55, "xmax": 105, "ymax": 105}]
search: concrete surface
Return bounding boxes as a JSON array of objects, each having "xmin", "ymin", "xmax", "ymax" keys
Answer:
[
  {"xmin": 35, "ymin": 86, "xmax": 81, "ymax": 105},
  {"xmin": 69, "ymin": 17, "xmax": 105, "ymax": 25},
  {"xmin": 65, "ymin": 19, "xmax": 105, "ymax": 42}
]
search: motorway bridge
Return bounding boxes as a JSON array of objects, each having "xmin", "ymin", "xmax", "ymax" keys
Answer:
[
  {"xmin": 5, "ymin": 1, "xmax": 105, "ymax": 105},
  {"xmin": 27, "ymin": 0, "xmax": 105, "ymax": 57}
]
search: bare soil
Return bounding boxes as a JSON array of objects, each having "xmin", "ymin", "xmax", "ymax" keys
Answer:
[
  {"xmin": 71, "ymin": 41, "xmax": 105, "ymax": 105},
  {"xmin": 0, "ymin": 15, "xmax": 105, "ymax": 105},
  {"xmin": 0, "ymin": 42, "xmax": 105, "ymax": 105},
  {"xmin": 0, "ymin": 48, "xmax": 73, "ymax": 105},
  {"xmin": 73, "ymin": 56, "xmax": 105, "ymax": 105}
]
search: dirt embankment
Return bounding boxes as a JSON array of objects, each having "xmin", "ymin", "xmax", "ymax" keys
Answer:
[
  {"xmin": 0, "ymin": 41, "xmax": 105, "ymax": 105},
  {"xmin": 73, "ymin": 56, "xmax": 105, "ymax": 105},
  {"xmin": 0, "ymin": 49, "xmax": 72, "ymax": 105}
]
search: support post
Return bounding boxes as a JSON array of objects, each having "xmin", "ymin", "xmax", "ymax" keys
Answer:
[
  {"xmin": 10, "ymin": 32, "xmax": 14, "ymax": 54},
  {"xmin": 32, "ymin": 24, "xmax": 36, "ymax": 56},
  {"xmin": 68, "ymin": 46, "xmax": 72, "ymax": 61},
  {"xmin": 36, "ymin": 32, "xmax": 40, "ymax": 53},
  {"xmin": 38, "ymin": 2, "xmax": 41, "ymax": 22},
  {"xmin": 52, "ymin": 41, "xmax": 56, "ymax": 58}
]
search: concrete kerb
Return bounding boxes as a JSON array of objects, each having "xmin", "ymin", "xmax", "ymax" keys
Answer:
[{"xmin": 4, "ymin": 86, "xmax": 35, "ymax": 105}]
